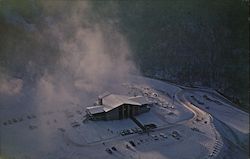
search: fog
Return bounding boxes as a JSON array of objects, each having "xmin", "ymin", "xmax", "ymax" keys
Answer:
[
  {"xmin": 0, "ymin": 1, "xmax": 141, "ymax": 154},
  {"xmin": 0, "ymin": 70, "xmax": 23, "ymax": 95},
  {"xmin": 0, "ymin": 1, "xmax": 138, "ymax": 110}
]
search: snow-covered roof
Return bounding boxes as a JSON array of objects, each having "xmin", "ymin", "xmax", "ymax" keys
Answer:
[
  {"xmin": 86, "ymin": 105, "xmax": 104, "ymax": 114},
  {"xmin": 87, "ymin": 94, "xmax": 150, "ymax": 114},
  {"xmin": 129, "ymin": 96, "xmax": 150, "ymax": 105},
  {"xmin": 102, "ymin": 94, "xmax": 141, "ymax": 110}
]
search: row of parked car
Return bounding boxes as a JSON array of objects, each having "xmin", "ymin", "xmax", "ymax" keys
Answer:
[
  {"xmin": 120, "ymin": 127, "xmax": 143, "ymax": 136},
  {"xmin": 191, "ymin": 127, "xmax": 200, "ymax": 132},
  {"xmin": 171, "ymin": 130, "xmax": 181, "ymax": 140},
  {"xmin": 105, "ymin": 140, "xmax": 138, "ymax": 155},
  {"xmin": 105, "ymin": 130, "xmax": 181, "ymax": 155},
  {"xmin": 149, "ymin": 131, "xmax": 180, "ymax": 140},
  {"xmin": 105, "ymin": 146, "xmax": 117, "ymax": 154},
  {"xmin": 2, "ymin": 114, "xmax": 36, "ymax": 126}
]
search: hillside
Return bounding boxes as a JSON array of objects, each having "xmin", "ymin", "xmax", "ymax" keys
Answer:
[
  {"xmin": 0, "ymin": 0, "xmax": 249, "ymax": 109},
  {"xmin": 115, "ymin": 0, "xmax": 249, "ymax": 109}
]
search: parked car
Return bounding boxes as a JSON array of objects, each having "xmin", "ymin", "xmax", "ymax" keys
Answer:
[
  {"xmin": 159, "ymin": 133, "xmax": 168, "ymax": 138},
  {"xmin": 151, "ymin": 134, "xmax": 159, "ymax": 140},
  {"xmin": 145, "ymin": 123, "xmax": 157, "ymax": 129},
  {"xmin": 172, "ymin": 130, "xmax": 181, "ymax": 139},
  {"xmin": 12, "ymin": 118, "xmax": 17, "ymax": 123},
  {"xmin": 138, "ymin": 130, "xmax": 144, "ymax": 134},
  {"xmin": 29, "ymin": 125, "xmax": 37, "ymax": 130},
  {"xmin": 71, "ymin": 122, "xmax": 80, "ymax": 128},
  {"xmin": 126, "ymin": 144, "xmax": 131, "ymax": 149},
  {"xmin": 131, "ymin": 128, "xmax": 138, "ymax": 133},
  {"xmin": 129, "ymin": 141, "xmax": 136, "ymax": 147},
  {"xmin": 111, "ymin": 146, "xmax": 117, "ymax": 151},
  {"xmin": 120, "ymin": 131, "xmax": 126, "ymax": 136},
  {"xmin": 105, "ymin": 148, "xmax": 112, "ymax": 154},
  {"xmin": 191, "ymin": 127, "xmax": 200, "ymax": 132}
]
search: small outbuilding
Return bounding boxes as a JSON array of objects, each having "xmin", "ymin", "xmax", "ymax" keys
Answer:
[{"xmin": 86, "ymin": 94, "xmax": 151, "ymax": 120}]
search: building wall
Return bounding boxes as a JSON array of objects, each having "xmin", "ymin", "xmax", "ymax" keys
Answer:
[
  {"xmin": 91, "ymin": 104, "xmax": 151, "ymax": 120},
  {"xmin": 105, "ymin": 104, "xmax": 150, "ymax": 120},
  {"xmin": 105, "ymin": 107, "xmax": 119, "ymax": 120},
  {"xmin": 90, "ymin": 112, "xmax": 106, "ymax": 120},
  {"xmin": 138, "ymin": 104, "xmax": 150, "ymax": 114}
]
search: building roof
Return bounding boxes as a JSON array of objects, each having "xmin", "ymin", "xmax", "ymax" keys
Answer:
[
  {"xmin": 86, "ymin": 105, "xmax": 104, "ymax": 114},
  {"xmin": 87, "ymin": 94, "xmax": 150, "ymax": 114},
  {"xmin": 102, "ymin": 94, "xmax": 141, "ymax": 111},
  {"xmin": 129, "ymin": 96, "xmax": 150, "ymax": 105}
]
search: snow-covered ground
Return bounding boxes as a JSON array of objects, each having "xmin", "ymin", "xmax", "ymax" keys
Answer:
[
  {"xmin": 184, "ymin": 90, "xmax": 248, "ymax": 134},
  {"xmin": 179, "ymin": 89, "xmax": 249, "ymax": 148},
  {"xmin": 176, "ymin": 88, "xmax": 249, "ymax": 158},
  {"xmin": 0, "ymin": 76, "xmax": 248, "ymax": 159}
]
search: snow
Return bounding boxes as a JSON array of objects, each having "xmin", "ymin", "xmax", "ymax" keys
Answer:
[
  {"xmin": 91, "ymin": 94, "xmax": 150, "ymax": 112},
  {"xmin": 86, "ymin": 105, "xmax": 104, "ymax": 114},
  {"xmin": 129, "ymin": 96, "xmax": 150, "ymax": 105},
  {"xmin": 135, "ymin": 110, "xmax": 167, "ymax": 127},
  {"xmin": 184, "ymin": 90, "xmax": 249, "ymax": 134},
  {"xmin": 0, "ymin": 76, "xmax": 248, "ymax": 159},
  {"xmin": 102, "ymin": 94, "xmax": 140, "ymax": 109}
]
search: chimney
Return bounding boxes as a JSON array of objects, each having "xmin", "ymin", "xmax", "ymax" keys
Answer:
[
  {"xmin": 98, "ymin": 97, "xmax": 103, "ymax": 105},
  {"xmin": 98, "ymin": 92, "xmax": 110, "ymax": 105}
]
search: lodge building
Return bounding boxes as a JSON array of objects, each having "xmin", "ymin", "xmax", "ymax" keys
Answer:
[{"xmin": 86, "ymin": 93, "xmax": 151, "ymax": 120}]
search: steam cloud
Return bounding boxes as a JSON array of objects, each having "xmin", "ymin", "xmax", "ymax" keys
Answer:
[
  {"xmin": 37, "ymin": 1, "xmax": 138, "ymax": 109},
  {"xmin": 0, "ymin": 70, "xmax": 23, "ymax": 95},
  {"xmin": 1, "ymin": 1, "xmax": 138, "ymax": 109},
  {"xmin": 0, "ymin": 1, "xmax": 139, "ymax": 155}
]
